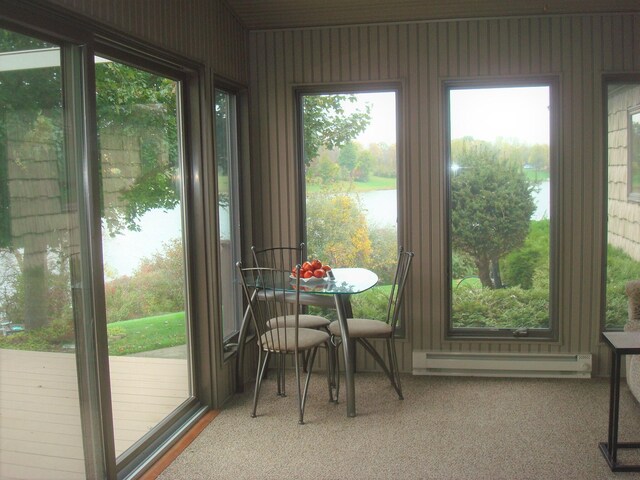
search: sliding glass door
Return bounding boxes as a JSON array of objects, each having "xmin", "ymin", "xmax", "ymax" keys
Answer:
[
  {"xmin": 0, "ymin": 14, "xmax": 206, "ymax": 478},
  {"xmin": 0, "ymin": 28, "xmax": 87, "ymax": 480},
  {"xmin": 95, "ymin": 56, "xmax": 193, "ymax": 457}
]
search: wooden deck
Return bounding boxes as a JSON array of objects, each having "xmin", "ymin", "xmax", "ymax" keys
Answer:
[{"xmin": 0, "ymin": 348, "xmax": 189, "ymax": 480}]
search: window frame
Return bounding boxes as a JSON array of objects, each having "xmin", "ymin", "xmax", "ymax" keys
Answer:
[
  {"xmin": 213, "ymin": 82, "xmax": 246, "ymax": 352},
  {"xmin": 294, "ymin": 82, "xmax": 407, "ymax": 335},
  {"xmin": 627, "ymin": 105, "xmax": 640, "ymax": 202},
  {"xmin": 444, "ymin": 76, "xmax": 560, "ymax": 341}
]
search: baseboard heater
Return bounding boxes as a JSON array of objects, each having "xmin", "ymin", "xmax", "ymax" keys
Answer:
[{"xmin": 412, "ymin": 351, "xmax": 592, "ymax": 378}]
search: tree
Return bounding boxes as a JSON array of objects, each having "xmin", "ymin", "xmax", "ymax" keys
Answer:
[
  {"xmin": 306, "ymin": 193, "xmax": 372, "ymax": 267},
  {"xmin": 451, "ymin": 139, "xmax": 536, "ymax": 289},
  {"xmin": 303, "ymin": 94, "xmax": 371, "ymax": 166},
  {"xmin": 338, "ymin": 141, "xmax": 359, "ymax": 178},
  {"xmin": 95, "ymin": 61, "xmax": 180, "ymax": 236},
  {"xmin": 354, "ymin": 149, "xmax": 374, "ymax": 182}
]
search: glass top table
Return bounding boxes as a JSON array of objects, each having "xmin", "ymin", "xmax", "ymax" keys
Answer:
[
  {"xmin": 236, "ymin": 267, "xmax": 379, "ymax": 417},
  {"xmin": 284, "ymin": 267, "xmax": 379, "ymax": 295}
]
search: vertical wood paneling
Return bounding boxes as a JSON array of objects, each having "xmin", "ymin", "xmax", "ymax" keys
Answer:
[
  {"xmin": 427, "ymin": 22, "xmax": 443, "ymax": 351},
  {"xmin": 248, "ymin": 13, "xmax": 640, "ymax": 375},
  {"xmin": 49, "ymin": 0, "xmax": 248, "ymax": 82}
]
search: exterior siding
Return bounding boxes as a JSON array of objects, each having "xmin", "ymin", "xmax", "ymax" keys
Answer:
[
  {"xmin": 608, "ymin": 86, "xmax": 640, "ymax": 261},
  {"xmin": 248, "ymin": 13, "xmax": 640, "ymax": 376}
]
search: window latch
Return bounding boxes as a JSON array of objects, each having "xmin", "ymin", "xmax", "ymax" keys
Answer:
[{"xmin": 513, "ymin": 328, "xmax": 529, "ymax": 337}]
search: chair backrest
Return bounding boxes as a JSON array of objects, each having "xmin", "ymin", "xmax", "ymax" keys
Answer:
[
  {"xmin": 251, "ymin": 243, "xmax": 305, "ymax": 271},
  {"xmin": 386, "ymin": 248, "xmax": 415, "ymax": 330},
  {"xmin": 236, "ymin": 262, "xmax": 303, "ymax": 353},
  {"xmin": 250, "ymin": 243, "xmax": 336, "ymax": 309}
]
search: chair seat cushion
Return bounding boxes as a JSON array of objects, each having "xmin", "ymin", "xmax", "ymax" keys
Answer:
[
  {"xmin": 328, "ymin": 318, "xmax": 392, "ymax": 338},
  {"xmin": 259, "ymin": 327, "xmax": 329, "ymax": 352},
  {"xmin": 266, "ymin": 314, "xmax": 330, "ymax": 329}
]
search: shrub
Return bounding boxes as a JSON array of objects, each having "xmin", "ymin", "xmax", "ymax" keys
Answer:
[
  {"xmin": 452, "ymin": 284, "xmax": 549, "ymax": 329},
  {"xmin": 502, "ymin": 219, "xmax": 549, "ymax": 289},
  {"xmin": 0, "ymin": 317, "xmax": 74, "ymax": 352},
  {"xmin": 452, "ymin": 250, "xmax": 476, "ymax": 279},
  {"xmin": 104, "ymin": 238, "xmax": 185, "ymax": 322}
]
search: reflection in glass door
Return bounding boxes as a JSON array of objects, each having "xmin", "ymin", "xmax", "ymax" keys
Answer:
[
  {"xmin": 0, "ymin": 30, "xmax": 86, "ymax": 479},
  {"xmin": 95, "ymin": 57, "xmax": 192, "ymax": 456}
]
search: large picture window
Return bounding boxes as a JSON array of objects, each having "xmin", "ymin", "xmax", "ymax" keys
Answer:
[
  {"xmin": 604, "ymin": 79, "xmax": 640, "ymax": 331},
  {"xmin": 446, "ymin": 81, "xmax": 556, "ymax": 338},
  {"xmin": 298, "ymin": 88, "xmax": 400, "ymax": 323}
]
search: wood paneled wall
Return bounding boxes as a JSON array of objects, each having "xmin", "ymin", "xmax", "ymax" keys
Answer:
[
  {"xmin": 248, "ymin": 14, "xmax": 640, "ymax": 376},
  {"xmin": 48, "ymin": 0, "xmax": 248, "ymax": 83}
]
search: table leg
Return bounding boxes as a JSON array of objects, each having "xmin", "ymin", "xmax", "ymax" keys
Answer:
[
  {"xmin": 334, "ymin": 293, "xmax": 356, "ymax": 417},
  {"xmin": 610, "ymin": 350, "xmax": 622, "ymax": 463}
]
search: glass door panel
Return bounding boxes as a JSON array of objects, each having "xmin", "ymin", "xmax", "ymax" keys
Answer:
[
  {"xmin": 0, "ymin": 29, "xmax": 86, "ymax": 479},
  {"xmin": 95, "ymin": 57, "xmax": 192, "ymax": 456}
]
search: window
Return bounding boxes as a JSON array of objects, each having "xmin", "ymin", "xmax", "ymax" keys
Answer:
[
  {"xmin": 629, "ymin": 107, "xmax": 640, "ymax": 199},
  {"xmin": 446, "ymin": 81, "xmax": 556, "ymax": 338},
  {"xmin": 604, "ymin": 79, "xmax": 640, "ymax": 330},
  {"xmin": 298, "ymin": 88, "xmax": 400, "ymax": 322},
  {"xmin": 214, "ymin": 87, "xmax": 243, "ymax": 343}
]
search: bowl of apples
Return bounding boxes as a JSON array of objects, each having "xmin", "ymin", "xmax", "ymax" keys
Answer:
[{"xmin": 290, "ymin": 259, "xmax": 333, "ymax": 283}]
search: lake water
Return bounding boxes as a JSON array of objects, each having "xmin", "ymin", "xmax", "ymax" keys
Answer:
[
  {"xmin": 103, "ymin": 181, "xmax": 551, "ymax": 277},
  {"xmin": 355, "ymin": 180, "xmax": 550, "ymax": 228}
]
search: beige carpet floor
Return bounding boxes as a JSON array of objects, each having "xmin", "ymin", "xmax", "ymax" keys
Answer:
[{"xmin": 159, "ymin": 373, "xmax": 640, "ymax": 479}]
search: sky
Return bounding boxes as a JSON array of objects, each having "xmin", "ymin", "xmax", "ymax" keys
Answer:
[
  {"xmin": 449, "ymin": 86, "xmax": 550, "ymax": 145},
  {"xmin": 345, "ymin": 86, "xmax": 550, "ymax": 147}
]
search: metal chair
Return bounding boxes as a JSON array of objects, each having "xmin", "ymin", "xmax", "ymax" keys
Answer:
[
  {"xmin": 329, "ymin": 248, "xmax": 414, "ymax": 400},
  {"xmin": 237, "ymin": 263, "xmax": 331, "ymax": 424},
  {"xmin": 251, "ymin": 244, "xmax": 332, "ymax": 330}
]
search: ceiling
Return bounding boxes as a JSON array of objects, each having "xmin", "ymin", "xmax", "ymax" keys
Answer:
[{"xmin": 223, "ymin": 0, "xmax": 639, "ymax": 30}]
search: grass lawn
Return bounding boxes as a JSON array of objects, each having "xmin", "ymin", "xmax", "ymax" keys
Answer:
[
  {"xmin": 524, "ymin": 169, "xmax": 549, "ymax": 182},
  {"xmin": 306, "ymin": 175, "xmax": 396, "ymax": 193},
  {"xmin": 107, "ymin": 312, "xmax": 186, "ymax": 355}
]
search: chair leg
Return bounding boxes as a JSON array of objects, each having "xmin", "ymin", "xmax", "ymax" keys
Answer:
[
  {"xmin": 276, "ymin": 354, "xmax": 287, "ymax": 397},
  {"xmin": 252, "ymin": 350, "xmax": 270, "ymax": 418},
  {"xmin": 359, "ymin": 338, "xmax": 393, "ymax": 379},
  {"xmin": 326, "ymin": 342, "xmax": 335, "ymax": 402},
  {"xmin": 386, "ymin": 338, "xmax": 403, "ymax": 400},
  {"xmin": 298, "ymin": 346, "xmax": 319, "ymax": 424}
]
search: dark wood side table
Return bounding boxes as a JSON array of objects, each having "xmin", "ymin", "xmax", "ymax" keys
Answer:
[{"xmin": 599, "ymin": 331, "xmax": 640, "ymax": 472}]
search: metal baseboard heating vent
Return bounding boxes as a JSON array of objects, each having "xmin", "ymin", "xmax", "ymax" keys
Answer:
[{"xmin": 412, "ymin": 351, "xmax": 592, "ymax": 378}]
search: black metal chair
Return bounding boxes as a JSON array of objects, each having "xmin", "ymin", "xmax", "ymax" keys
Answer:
[
  {"xmin": 237, "ymin": 263, "xmax": 331, "ymax": 424},
  {"xmin": 329, "ymin": 248, "xmax": 414, "ymax": 400}
]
